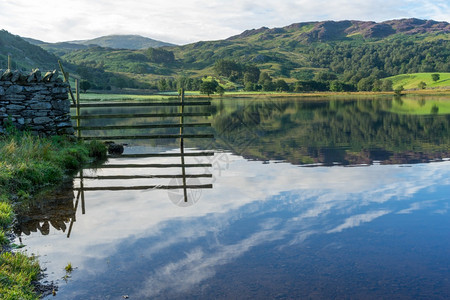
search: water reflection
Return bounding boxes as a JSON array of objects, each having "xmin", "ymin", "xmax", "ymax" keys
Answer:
[
  {"xmin": 14, "ymin": 182, "xmax": 77, "ymax": 238},
  {"xmin": 15, "ymin": 96, "xmax": 450, "ymax": 299}
]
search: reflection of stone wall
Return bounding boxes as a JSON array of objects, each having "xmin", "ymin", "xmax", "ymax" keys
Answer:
[
  {"xmin": 0, "ymin": 69, "xmax": 74, "ymax": 136},
  {"xmin": 14, "ymin": 182, "xmax": 76, "ymax": 236}
]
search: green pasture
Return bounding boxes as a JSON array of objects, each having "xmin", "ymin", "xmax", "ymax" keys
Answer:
[{"xmin": 387, "ymin": 73, "xmax": 450, "ymax": 90}]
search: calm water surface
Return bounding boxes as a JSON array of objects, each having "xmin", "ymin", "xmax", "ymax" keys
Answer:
[{"xmin": 15, "ymin": 96, "xmax": 450, "ymax": 299}]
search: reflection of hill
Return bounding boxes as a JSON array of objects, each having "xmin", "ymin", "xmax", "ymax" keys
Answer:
[{"xmin": 208, "ymin": 98, "xmax": 450, "ymax": 166}]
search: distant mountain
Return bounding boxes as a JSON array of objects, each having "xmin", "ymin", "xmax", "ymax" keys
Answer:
[
  {"xmin": 0, "ymin": 30, "xmax": 60, "ymax": 70},
  {"xmin": 68, "ymin": 35, "xmax": 176, "ymax": 49},
  {"xmin": 23, "ymin": 37, "xmax": 89, "ymax": 56},
  {"xmin": 58, "ymin": 18, "xmax": 449, "ymax": 90},
  {"xmin": 227, "ymin": 18, "xmax": 450, "ymax": 42},
  {"xmin": 25, "ymin": 34, "xmax": 175, "ymax": 56}
]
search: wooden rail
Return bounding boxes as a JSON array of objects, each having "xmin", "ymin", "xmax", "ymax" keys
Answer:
[{"xmin": 71, "ymin": 88, "xmax": 214, "ymax": 213}]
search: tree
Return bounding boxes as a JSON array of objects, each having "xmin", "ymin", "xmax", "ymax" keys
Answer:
[
  {"xmin": 314, "ymin": 71, "xmax": 337, "ymax": 82},
  {"xmin": 243, "ymin": 65, "xmax": 260, "ymax": 84},
  {"xmin": 146, "ymin": 48, "xmax": 175, "ymax": 64},
  {"xmin": 418, "ymin": 81, "xmax": 427, "ymax": 89},
  {"xmin": 157, "ymin": 78, "xmax": 168, "ymax": 91},
  {"xmin": 381, "ymin": 79, "xmax": 393, "ymax": 91},
  {"xmin": 213, "ymin": 59, "xmax": 241, "ymax": 78},
  {"xmin": 431, "ymin": 73, "xmax": 440, "ymax": 82},
  {"xmin": 216, "ymin": 85, "xmax": 225, "ymax": 96},
  {"xmin": 394, "ymin": 85, "xmax": 404, "ymax": 96},
  {"xmin": 275, "ymin": 79, "xmax": 289, "ymax": 92},
  {"xmin": 200, "ymin": 80, "xmax": 219, "ymax": 96},
  {"xmin": 80, "ymin": 80, "xmax": 91, "ymax": 93}
]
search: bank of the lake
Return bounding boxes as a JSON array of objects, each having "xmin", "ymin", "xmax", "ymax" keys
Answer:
[
  {"xmin": 0, "ymin": 132, "xmax": 106, "ymax": 299},
  {"xmin": 78, "ymin": 88, "xmax": 450, "ymax": 102}
]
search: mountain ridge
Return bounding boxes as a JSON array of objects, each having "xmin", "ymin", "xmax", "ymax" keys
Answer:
[{"xmin": 227, "ymin": 18, "xmax": 450, "ymax": 41}]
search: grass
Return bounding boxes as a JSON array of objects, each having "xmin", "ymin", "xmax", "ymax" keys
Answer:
[
  {"xmin": 0, "ymin": 252, "xmax": 40, "ymax": 300},
  {"xmin": 0, "ymin": 130, "xmax": 107, "ymax": 299},
  {"xmin": 64, "ymin": 262, "xmax": 73, "ymax": 273},
  {"xmin": 387, "ymin": 72, "xmax": 450, "ymax": 90},
  {"xmin": 79, "ymin": 93, "xmax": 177, "ymax": 101}
]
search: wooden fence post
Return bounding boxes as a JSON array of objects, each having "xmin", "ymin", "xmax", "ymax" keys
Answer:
[
  {"xmin": 7, "ymin": 55, "xmax": 11, "ymax": 69},
  {"xmin": 75, "ymin": 79, "xmax": 81, "ymax": 139},
  {"xmin": 58, "ymin": 60, "xmax": 76, "ymax": 105},
  {"xmin": 180, "ymin": 88, "xmax": 188, "ymax": 202}
]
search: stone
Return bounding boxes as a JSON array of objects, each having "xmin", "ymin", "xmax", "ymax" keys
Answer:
[
  {"xmin": 5, "ymin": 94, "xmax": 26, "ymax": 101},
  {"xmin": 30, "ymin": 102, "xmax": 52, "ymax": 110},
  {"xmin": 11, "ymin": 70, "xmax": 21, "ymax": 82},
  {"xmin": 6, "ymin": 85, "xmax": 24, "ymax": 94},
  {"xmin": 0, "ymin": 86, "xmax": 4, "ymax": 96},
  {"xmin": 1, "ymin": 70, "xmax": 13, "ymax": 81},
  {"xmin": 33, "ymin": 111, "xmax": 50, "ymax": 117},
  {"xmin": 51, "ymin": 100, "xmax": 70, "ymax": 112},
  {"xmin": 56, "ymin": 121, "xmax": 73, "ymax": 128},
  {"xmin": 27, "ymin": 69, "xmax": 42, "ymax": 83},
  {"xmin": 33, "ymin": 117, "xmax": 52, "ymax": 125},
  {"xmin": 6, "ymin": 104, "xmax": 26, "ymax": 111}
]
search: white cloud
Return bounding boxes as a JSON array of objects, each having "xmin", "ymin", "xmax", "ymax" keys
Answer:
[
  {"xmin": 0, "ymin": 0, "xmax": 448, "ymax": 44},
  {"xmin": 327, "ymin": 210, "xmax": 391, "ymax": 233}
]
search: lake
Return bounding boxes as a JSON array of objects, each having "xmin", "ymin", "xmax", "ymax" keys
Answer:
[{"xmin": 15, "ymin": 95, "xmax": 450, "ymax": 299}]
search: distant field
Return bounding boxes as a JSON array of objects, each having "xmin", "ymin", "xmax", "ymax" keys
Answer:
[
  {"xmin": 387, "ymin": 73, "xmax": 450, "ymax": 90},
  {"xmin": 79, "ymin": 93, "xmax": 177, "ymax": 101}
]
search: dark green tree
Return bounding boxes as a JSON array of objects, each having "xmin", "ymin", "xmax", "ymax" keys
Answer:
[
  {"xmin": 200, "ymin": 80, "xmax": 219, "ymax": 96},
  {"xmin": 275, "ymin": 79, "xmax": 289, "ymax": 92},
  {"xmin": 216, "ymin": 85, "xmax": 225, "ymax": 96},
  {"xmin": 79, "ymin": 80, "xmax": 91, "ymax": 93},
  {"xmin": 431, "ymin": 73, "xmax": 440, "ymax": 82},
  {"xmin": 146, "ymin": 48, "xmax": 175, "ymax": 64}
]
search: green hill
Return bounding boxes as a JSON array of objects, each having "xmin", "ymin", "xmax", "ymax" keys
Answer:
[
  {"xmin": 57, "ymin": 18, "xmax": 450, "ymax": 90},
  {"xmin": 0, "ymin": 30, "xmax": 60, "ymax": 70},
  {"xmin": 4, "ymin": 18, "xmax": 450, "ymax": 91},
  {"xmin": 387, "ymin": 72, "xmax": 450, "ymax": 89},
  {"xmin": 68, "ymin": 35, "xmax": 175, "ymax": 49}
]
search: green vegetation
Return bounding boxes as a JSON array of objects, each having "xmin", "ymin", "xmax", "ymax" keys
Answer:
[
  {"xmin": 387, "ymin": 72, "xmax": 450, "ymax": 90},
  {"xmin": 2, "ymin": 19, "xmax": 450, "ymax": 93},
  {"xmin": 65, "ymin": 262, "xmax": 73, "ymax": 273},
  {"xmin": 0, "ymin": 130, "xmax": 107, "ymax": 299},
  {"xmin": 48, "ymin": 19, "xmax": 448, "ymax": 92},
  {"xmin": 0, "ymin": 30, "xmax": 59, "ymax": 70},
  {"xmin": 0, "ymin": 252, "xmax": 41, "ymax": 300}
]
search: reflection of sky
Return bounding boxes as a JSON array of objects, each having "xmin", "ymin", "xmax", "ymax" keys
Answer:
[{"xmin": 18, "ymin": 151, "xmax": 450, "ymax": 299}]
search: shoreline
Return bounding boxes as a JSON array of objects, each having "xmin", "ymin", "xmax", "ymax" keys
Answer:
[{"xmin": 80, "ymin": 89, "xmax": 450, "ymax": 101}]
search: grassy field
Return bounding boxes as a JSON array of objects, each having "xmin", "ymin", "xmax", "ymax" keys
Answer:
[{"xmin": 387, "ymin": 72, "xmax": 450, "ymax": 90}]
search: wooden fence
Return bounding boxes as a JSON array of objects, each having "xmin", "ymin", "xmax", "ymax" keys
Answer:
[{"xmin": 69, "ymin": 87, "xmax": 215, "ymax": 215}]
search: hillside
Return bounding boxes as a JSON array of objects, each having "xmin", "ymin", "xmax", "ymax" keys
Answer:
[
  {"xmin": 5, "ymin": 18, "xmax": 448, "ymax": 91},
  {"xmin": 69, "ymin": 35, "xmax": 175, "ymax": 49},
  {"xmin": 388, "ymin": 72, "xmax": 450, "ymax": 90},
  {"xmin": 26, "ymin": 34, "xmax": 175, "ymax": 57},
  {"xmin": 57, "ymin": 18, "xmax": 450, "ymax": 91},
  {"xmin": 0, "ymin": 30, "xmax": 60, "ymax": 70}
]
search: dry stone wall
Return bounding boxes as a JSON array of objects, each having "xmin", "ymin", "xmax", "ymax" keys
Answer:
[{"xmin": 0, "ymin": 69, "xmax": 74, "ymax": 136}]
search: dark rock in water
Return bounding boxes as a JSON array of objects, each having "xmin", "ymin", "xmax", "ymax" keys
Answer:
[{"xmin": 104, "ymin": 141, "xmax": 124, "ymax": 155}]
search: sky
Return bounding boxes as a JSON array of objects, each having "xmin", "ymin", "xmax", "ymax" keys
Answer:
[{"xmin": 0, "ymin": 0, "xmax": 449, "ymax": 45}]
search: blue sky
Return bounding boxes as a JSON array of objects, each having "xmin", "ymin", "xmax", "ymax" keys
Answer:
[{"xmin": 0, "ymin": 0, "xmax": 449, "ymax": 44}]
